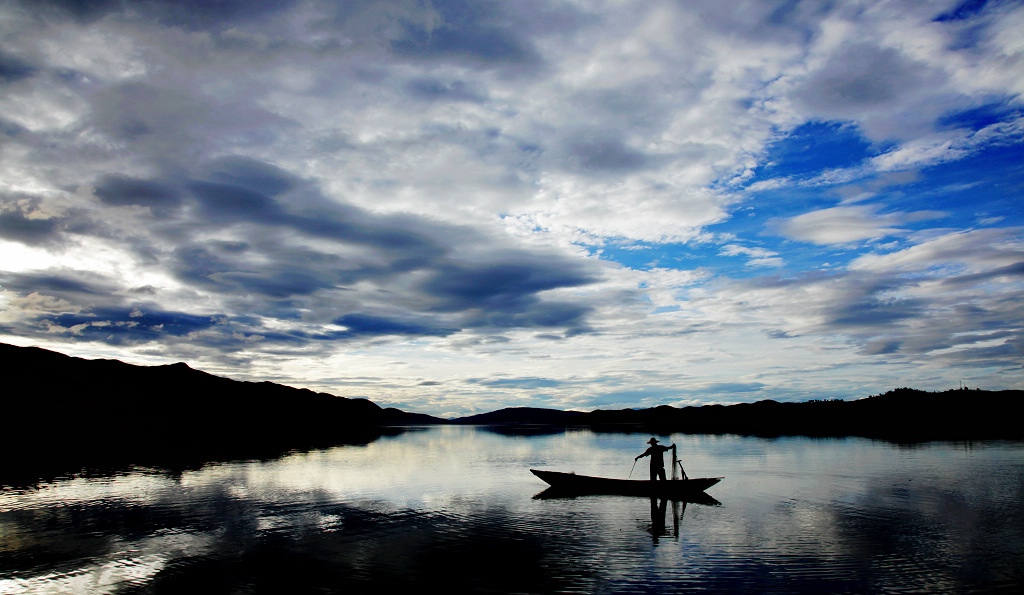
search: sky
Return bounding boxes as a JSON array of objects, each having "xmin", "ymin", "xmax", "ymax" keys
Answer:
[{"xmin": 1, "ymin": 0, "xmax": 1022, "ymax": 418}]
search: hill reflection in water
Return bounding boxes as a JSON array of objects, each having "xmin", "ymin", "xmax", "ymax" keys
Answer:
[{"xmin": 1, "ymin": 427, "xmax": 1022, "ymax": 594}]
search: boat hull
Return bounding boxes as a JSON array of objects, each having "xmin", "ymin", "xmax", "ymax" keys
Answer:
[{"xmin": 530, "ymin": 469, "xmax": 721, "ymax": 496}]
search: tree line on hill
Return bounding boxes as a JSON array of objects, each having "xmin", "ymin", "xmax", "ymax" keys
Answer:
[
  {"xmin": 452, "ymin": 388, "xmax": 1022, "ymax": 441},
  {"xmin": 1, "ymin": 343, "xmax": 432, "ymax": 480},
  {"xmin": 3, "ymin": 343, "xmax": 1020, "ymax": 482}
]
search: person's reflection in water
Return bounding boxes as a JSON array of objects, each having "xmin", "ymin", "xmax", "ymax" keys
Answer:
[
  {"xmin": 635, "ymin": 437, "xmax": 675, "ymax": 481},
  {"xmin": 647, "ymin": 497, "xmax": 686, "ymax": 545},
  {"xmin": 650, "ymin": 497, "xmax": 668, "ymax": 544}
]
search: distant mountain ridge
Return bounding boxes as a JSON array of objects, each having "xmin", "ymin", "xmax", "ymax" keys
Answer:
[
  {"xmin": 448, "ymin": 390, "xmax": 1023, "ymax": 440},
  {"xmin": 1, "ymin": 342, "xmax": 442, "ymax": 479},
  {"xmin": 3, "ymin": 342, "xmax": 1021, "ymax": 479},
  {"xmin": 569, "ymin": 390, "xmax": 1024, "ymax": 440},
  {"xmin": 451, "ymin": 407, "xmax": 585, "ymax": 425},
  {"xmin": 1, "ymin": 342, "xmax": 442, "ymax": 426}
]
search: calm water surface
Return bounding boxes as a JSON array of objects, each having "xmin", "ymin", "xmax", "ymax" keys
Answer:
[{"xmin": 2, "ymin": 427, "xmax": 1022, "ymax": 594}]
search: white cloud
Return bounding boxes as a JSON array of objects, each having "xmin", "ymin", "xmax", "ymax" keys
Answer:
[
  {"xmin": 849, "ymin": 228, "xmax": 1024, "ymax": 274},
  {"xmin": 775, "ymin": 205, "xmax": 946, "ymax": 245},
  {"xmin": 872, "ymin": 117, "xmax": 1024, "ymax": 172},
  {"xmin": 720, "ymin": 244, "xmax": 784, "ymax": 268}
]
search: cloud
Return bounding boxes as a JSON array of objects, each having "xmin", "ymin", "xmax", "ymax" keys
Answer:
[
  {"xmin": 719, "ymin": 244, "xmax": 784, "ymax": 268},
  {"xmin": 773, "ymin": 205, "xmax": 946, "ymax": 245},
  {"xmin": 94, "ymin": 175, "xmax": 182, "ymax": 209},
  {"xmin": 870, "ymin": 116, "xmax": 1024, "ymax": 171},
  {"xmin": 561, "ymin": 135, "xmax": 656, "ymax": 174},
  {"xmin": 1, "ymin": 0, "xmax": 1022, "ymax": 414},
  {"xmin": 404, "ymin": 78, "xmax": 487, "ymax": 103},
  {"xmin": 388, "ymin": 0, "xmax": 543, "ymax": 69},
  {"xmin": 0, "ymin": 48, "xmax": 36, "ymax": 83},
  {"xmin": 790, "ymin": 43, "xmax": 946, "ymax": 141},
  {"xmin": 471, "ymin": 377, "xmax": 564, "ymax": 389},
  {"xmin": 332, "ymin": 314, "xmax": 458, "ymax": 339},
  {"xmin": 942, "ymin": 261, "xmax": 1024, "ymax": 285},
  {"xmin": 29, "ymin": 0, "xmax": 299, "ymax": 28},
  {"xmin": 1, "ymin": 151, "xmax": 604, "ymax": 351},
  {"xmin": 0, "ymin": 201, "xmax": 60, "ymax": 245},
  {"xmin": 849, "ymin": 227, "xmax": 1024, "ymax": 273}
]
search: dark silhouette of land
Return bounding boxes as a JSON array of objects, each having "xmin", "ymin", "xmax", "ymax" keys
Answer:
[
  {"xmin": 464, "ymin": 392, "xmax": 1023, "ymax": 440},
  {"xmin": 3, "ymin": 342, "xmax": 1021, "ymax": 483},
  {"xmin": 569, "ymin": 390, "xmax": 1023, "ymax": 440},
  {"xmin": 0, "ymin": 343, "xmax": 442, "ymax": 482},
  {"xmin": 451, "ymin": 406, "xmax": 585, "ymax": 426}
]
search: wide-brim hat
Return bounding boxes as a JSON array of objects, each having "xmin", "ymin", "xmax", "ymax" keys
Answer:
[{"xmin": 647, "ymin": 437, "xmax": 660, "ymax": 444}]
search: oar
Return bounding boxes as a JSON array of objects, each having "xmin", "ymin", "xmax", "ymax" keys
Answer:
[{"xmin": 628, "ymin": 458, "xmax": 638, "ymax": 478}]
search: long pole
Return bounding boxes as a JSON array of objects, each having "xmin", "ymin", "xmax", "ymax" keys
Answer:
[{"xmin": 628, "ymin": 458, "xmax": 637, "ymax": 478}]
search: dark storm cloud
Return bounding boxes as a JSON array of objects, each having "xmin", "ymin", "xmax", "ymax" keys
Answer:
[
  {"xmin": 0, "ymin": 204, "xmax": 59, "ymax": 245},
  {"xmin": 681, "ymin": 0, "xmax": 832, "ymax": 44},
  {"xmin": 466, "ymin": 301, "xmax": 593, "ymax": 333},
  {"xmin": 144, "ymin": 0, "xmax": 297, "ymax": 31},
  {"xmin": 860, "ymin": 339, "xmax": 902, "ymax": 355},
  {"xmin": 0, "ymin": 150, "xmax": 603, "ymax": 346},
  {"xmin": 0, "ymin": 117, "xmax": 27, "ymax": 137},
  {"xmin": 89, "ymin": 82, "xmax": 292, "ymax": 165},
  {"xmin": 171, "ymin": 243, "xmax": 344, "ymax": 298},
  {"xmin": 389, "ymin": 0, "xmax": 541, "ymax": 68},
  {"xmin": 421, "ymin": 259, "xmax": 595, "ymax": 310},
  {"xmin": 792, "ymin": 43, "xmax": 944, "ymax": 126},
  {"xmin": 94, "ymin": 175, "xmax": 181, "ymax": 208},
  {"xmin": 1, "ymin": 270, "xmax": 294, "ymax": 348},
  {"xmin": 828, "ymin": 297, "xmax": 925, "ymax": 327},
  {"xmin": 185, "ymin": 157, "xmax": 449, "ymax": 273},
  {"xmin": 0, "ymin": 270, "xmax": 113, "ymax": 298},
  {"xmin": 188, "ymin": 181, "xmax": 286, "ymax": 224},
  {"xmin": 934, "ymin": 0, "xmax": 996, "ymax": 22},
  {"xmin": 415, "ymin": 255, "xmax": 596, "ymax": 333},
  {"xmin": 22, "ymin": 0, "xmax": 121, "ymax": 22},
  {"xmin": 404, "ymin": 78, "xmax": 486, "ymax": 103},
  {"xmin": 942, "ymin": 261, "xmax": 1024, "ymax": 285},
  {"xmin": 47, "ymin": 306, "xmax": 221, "ymax": 344},
  {"xmin": 332, "ymin": 314, "xmax": 458, "ymax": 339},
  {"xmin": 0, "ymin": 49, "xmax": 36, "ymax": 84},
  {"xmin": 564, "ymin": 136, "xmax": 654, "ymax": 174},
  {"xmin": 197, "ymin": 156, "xmax": 301, "ymax": 196},
  {"xmin": 29, "ymin": 0, "xmax": 297, "ymax": 28}
]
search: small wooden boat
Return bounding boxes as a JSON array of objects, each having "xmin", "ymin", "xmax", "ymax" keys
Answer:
[{"xmin": 530, "ymin": 469, "xmax": 721, "ymax": 497}]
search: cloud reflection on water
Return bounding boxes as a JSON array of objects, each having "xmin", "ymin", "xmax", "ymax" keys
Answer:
[{"xmin": 1, "ymin": 428, "xmax": 1021, "ymax": 594}]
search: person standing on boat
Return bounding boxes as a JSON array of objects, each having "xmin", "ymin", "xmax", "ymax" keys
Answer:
[{"xmin": 635, "ymin": 437, "xmax": 675, "ymax": 481}]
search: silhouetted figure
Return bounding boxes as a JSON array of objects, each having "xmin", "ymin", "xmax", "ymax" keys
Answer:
[{"xmin": 635, "ymin": 437, "xmax": 675, "ymax": 481}]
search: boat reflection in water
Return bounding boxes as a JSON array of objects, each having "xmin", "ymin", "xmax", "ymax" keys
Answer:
[
  {"xmin": 533, "ymin": 484, "xmax": 721, "ymax": 506},
  {"xmin": 532, "ymin": 469, "xmax": 722, "ymax": 545}
]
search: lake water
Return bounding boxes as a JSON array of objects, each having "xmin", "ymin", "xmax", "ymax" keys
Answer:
[{"xmin": 2, "ymin": 427, "xmax": 1022, "ymax": 594}]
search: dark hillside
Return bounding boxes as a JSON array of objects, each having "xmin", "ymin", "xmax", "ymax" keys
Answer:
[
  {"xmin": 572, "ymin": 388, "xmax": 1024, "ymax": 440},
  {"xmin": 1, "ymin": 343, "xmax": 442, "ymax": 479},
  {"xmin": 451, "ymin": 407, "xmax": 585, "ymax": 425}
]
